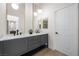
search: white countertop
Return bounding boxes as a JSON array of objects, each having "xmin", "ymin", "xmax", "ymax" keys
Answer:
[{"xmin": 0, "ymin": 33, "xmax": 48, "ymax": 41}]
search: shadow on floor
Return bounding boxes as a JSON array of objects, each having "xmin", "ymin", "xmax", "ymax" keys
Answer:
[{"xmin": 21, "ymin": 45, "xmax": 47, "ymax": 56}]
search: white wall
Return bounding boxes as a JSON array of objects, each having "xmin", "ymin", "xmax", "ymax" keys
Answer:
[
  {"xmin": 25, "ymin": 3, "xmax": 33, "ymax": 34},
  {"xmin": 0, "ymin": 4, "xmax": 6, "ymax": 36}
]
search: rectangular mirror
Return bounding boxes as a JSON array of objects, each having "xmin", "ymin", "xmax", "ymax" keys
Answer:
[
  {"xmin": 43, "ymin": 18, "xmax": 48, "ymax": 29},
  {"xmin": 6, "ymin": 3, "xmax": 25, "ymax": 35}
]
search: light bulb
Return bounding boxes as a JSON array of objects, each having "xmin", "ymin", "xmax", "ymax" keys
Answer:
[
  {"xmin": 11, "ymin": 3, "xmax": 19, "ymax": 10},
  {"xmin": 34, "ymin": 12, "xmax": 37, "ymax": 16},
  {"xmin": 37, "ymin": 9, "xmax": 42, "ymax": 13}
]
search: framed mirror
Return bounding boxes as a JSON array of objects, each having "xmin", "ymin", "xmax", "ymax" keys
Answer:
[
  {"xmin": 43, "ymin": 18, "xmax": 48, "ymax": 29},
  {"xmin": 7, "ymin": 15, "xmax": 19, "ymax": 34}
]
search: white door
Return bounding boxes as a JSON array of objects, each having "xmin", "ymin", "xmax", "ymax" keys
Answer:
[{"xmin": 55, "ymin": 4, "xmax": 78, "ymax": 56}]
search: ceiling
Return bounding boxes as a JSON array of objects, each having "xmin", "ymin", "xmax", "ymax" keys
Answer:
[{"xmin": 33, "ymin": 3, "xmax": 74, "ymax": 11}]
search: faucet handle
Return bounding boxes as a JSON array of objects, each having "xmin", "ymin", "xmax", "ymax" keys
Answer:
[{"xmin": 20, "ymin": 32, "xmax": 22, "ymax": 35}]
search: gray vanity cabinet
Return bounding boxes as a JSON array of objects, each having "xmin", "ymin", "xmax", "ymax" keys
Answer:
[
  {"xmin": 0, "ymin": 34, "xmax": 48, "ymax": 56},
  {"xmin": 2, "ymin": 38, "xmax": 28, "ymax": 56}
]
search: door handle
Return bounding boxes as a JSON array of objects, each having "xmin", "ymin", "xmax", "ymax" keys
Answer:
[{"xmin": 55, "ymin": 32, "xmax": 58, "ymax": 34}]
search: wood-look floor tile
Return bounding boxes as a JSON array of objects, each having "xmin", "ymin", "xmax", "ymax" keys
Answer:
[{"xmin": 33, "ymin": 48, "xmax": 66, "ymax": 56}]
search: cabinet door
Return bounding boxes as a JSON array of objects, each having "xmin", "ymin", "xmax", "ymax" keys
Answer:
[
  {"xmin": 28, "ymin": 36, "xmax": 41, "ymax": 51},
  {"xmin": 3, "ymin": 38, "xmax": 27, "ymax": 56},
  {"xmin": 41, "ymin": 34, "xmax": 48, "ymax": 45},
  {"xmin": 0, "ymin": 41, "xmax": 4, "ymax": 56}
]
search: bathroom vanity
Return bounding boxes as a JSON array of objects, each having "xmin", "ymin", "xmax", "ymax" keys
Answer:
[{"xmin": 0, "ymin": 33, "xmax": 48, "ymax": 56}]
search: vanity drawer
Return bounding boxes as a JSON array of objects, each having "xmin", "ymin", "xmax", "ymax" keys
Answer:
[{"xmin": 28, "ymin": 36, "xmax": 41, "ymax": 44}]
